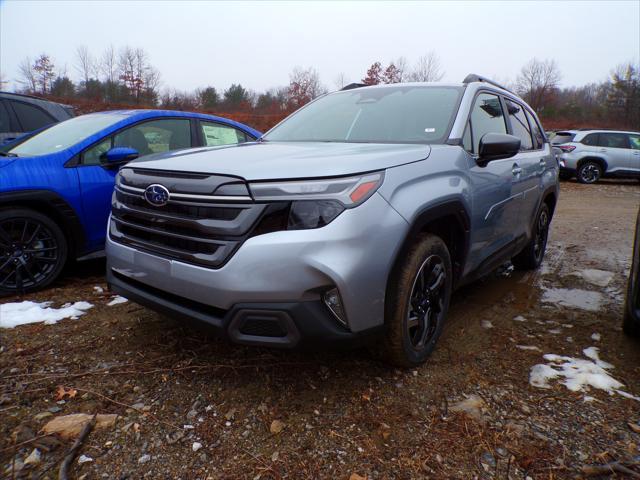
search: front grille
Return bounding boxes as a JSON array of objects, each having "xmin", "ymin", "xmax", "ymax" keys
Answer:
[{"xmin": 110, "ymin": 168, "xmax": 267, "ymax": 268}]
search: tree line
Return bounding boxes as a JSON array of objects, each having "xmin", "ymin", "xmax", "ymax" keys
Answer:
[{"xmin": 6, "ymin": 45, "xmax": 639, "ymax": 131}]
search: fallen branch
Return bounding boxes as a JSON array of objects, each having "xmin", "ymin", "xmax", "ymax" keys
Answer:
[
  {"xmin": 581, "ymin": 461, "xmax": 640, "ymax": 478},
  {"xmin": 58, "ymin": 413, "xmax": 96, "ymax": 480}
]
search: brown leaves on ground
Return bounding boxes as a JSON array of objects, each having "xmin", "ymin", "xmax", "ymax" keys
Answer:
[
  {"xmin": 270, "ymin": 419, "xmax": 285, "ymax": 434},
  {"xmin": 41, "ymin": 413, "xmax": 118, "ymax": 439},
  {"xmin": 54, "ymin": 385, "xmax": 77, "ymax": 401}
]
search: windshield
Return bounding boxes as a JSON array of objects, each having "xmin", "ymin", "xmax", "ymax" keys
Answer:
[
  {"xmin": 9, "ymin": 113, "xmax": 125, "ymax": 157},
  {"xmin": 264, "ymin": 86, "xmax": 463, "ymax": 144}
]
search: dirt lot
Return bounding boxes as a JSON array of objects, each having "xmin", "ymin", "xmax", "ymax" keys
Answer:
[{"xmin": 1, "ymin": 180, "xmax": 640, "ymax": 480}]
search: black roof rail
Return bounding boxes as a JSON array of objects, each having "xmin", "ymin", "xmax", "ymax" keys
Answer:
[
  {"xmin": 462, "ymin": 74, "xmax": 514, "ymax": 94},
  {"xmin": 341, "ymin": 82, "xmax": 367, "ymax": 91}
]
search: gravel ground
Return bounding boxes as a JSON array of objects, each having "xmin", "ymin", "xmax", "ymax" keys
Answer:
[{"xmin": 1, "ymin": 180, "xmax": 640, "ymax": 480}]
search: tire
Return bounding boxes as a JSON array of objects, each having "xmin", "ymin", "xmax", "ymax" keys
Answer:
[
  {"xmin": 577, "ymin": 161, "xmax": 602, "ymax": 184},
  {"xmin": 383, "ymin": 234, "xmax": 452, "ymax": 367},
  {"xmin": 0, "ymin": 208, "xmax": 68, "ymax": 295},
  {"xmin": 512, "ymin": 203, "xmax": 550, "ymax": 271}
]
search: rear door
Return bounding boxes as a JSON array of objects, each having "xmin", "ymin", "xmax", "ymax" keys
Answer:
[
  {"xmin": 75, "ymin": 117, "xmax": 194, "ymax": 250},
  {"xmin": 596, "ymin": 132, "xmax": 630, "ymax": 172},
  {"xmin": 464, "ymin": 91, "xmax": 520, "ymax": 272},
  {"xmin": 628, "ymin": 134, "xmax": 640, "ymax": 173},
  {"xmin": 503, "ymin": 98, "xmax": 540, "ymax": 238}
]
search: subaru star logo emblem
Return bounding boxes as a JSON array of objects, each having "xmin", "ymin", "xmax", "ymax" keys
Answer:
[{"xmin": 144, "ymin": 184, "xmax": 170, "ymax": 207}]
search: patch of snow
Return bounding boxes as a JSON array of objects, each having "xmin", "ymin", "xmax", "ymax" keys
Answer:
[
  {"xmin": 516, "ymin": 345, "xmax": 541, "ymax": 351},
  {"xmin": 571, "ymin": 269, "xmax": 614, "ymax": 287},
  {"xmin": 513, "ymin": 315, "xmax": 527, "ymax": 322},
  {"xmin": 566, "ymin": 337, "xmax": 574, "ymax": 343},
  {"xmin": 591, "ymin": 333, "xmax": 601, "ymax": 341},
  {"xmin": 93, "ymin": 286, "xmax": 104, "ymax": 294},
  {"xmin": 562, "ymin": 324, "xmax": 574, "ymax": 328},
  {"xmin": 548, "ymin": 328, "xmax": 562, "ymax": 334},
  {"xmin": 541, "ymin": 287, "xmax": 603, "ymax": 312},
  {"xmin": 583, "ymin": 396, "xmax": 595, "ymax": 402},
  {"xmin": 107, "ymin": 296, "xmax": 128, "ymax": 306},
  {"xmin": 78, "ymin": 454, "xmax": 93, "ymax": 464},
  {"xmin": 529, "ymin": 347, "xmax": 637, "ymax": 400},
  {"xmin": 192, "ymin": 442, "xmax": 202, "ymax": 452},
  {"xmin": 0, "ymin": 301, "xmax": 93, "ymax": 328},
  {"xmin": 481, "ymin": 320, "xmax": 493, "ymax": 329}
]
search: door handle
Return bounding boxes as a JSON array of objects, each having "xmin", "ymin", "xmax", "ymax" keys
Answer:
[
  {"xmin": 599, "ymin": 148, "xmax": 607, "ymax": 152},
  {"xmin": 539, "ymin": 159, "xmax": 546, "ymax": 169},
  {"xmin": 512, "ymin": 165, "xmax": 522, "ymax": 176}
]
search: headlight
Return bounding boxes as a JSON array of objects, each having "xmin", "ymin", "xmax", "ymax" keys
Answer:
[{"xmin": 249, "ymin": 172, "xmax": 384, "ymax": 230}]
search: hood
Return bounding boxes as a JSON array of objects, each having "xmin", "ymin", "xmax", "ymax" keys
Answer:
[
  {"xmin": 0, "ymin": 158, "xmax": 17, "ymax": 169},
  {"xmin": 132, "ymin": 142, "xmax": 431, "ymax": 180}
]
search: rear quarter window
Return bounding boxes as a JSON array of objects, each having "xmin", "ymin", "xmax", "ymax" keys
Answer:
[{"xmin": 551, "ymin": 132, "xmax": 576, "ymax": 145}]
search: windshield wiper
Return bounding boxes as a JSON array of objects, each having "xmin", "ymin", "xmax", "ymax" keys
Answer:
[{"xmin": 0, "ymin": 151, "xmax": 17, "ymax": 157}]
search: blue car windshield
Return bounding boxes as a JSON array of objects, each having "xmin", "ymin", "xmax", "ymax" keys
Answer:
[
  {"xmin": 9, "ymin": 113, "xmax": 125, "ymax": 157},
  {"xmin": 263, "ymin": 86, "xmax": 463, "ymax": 144}
]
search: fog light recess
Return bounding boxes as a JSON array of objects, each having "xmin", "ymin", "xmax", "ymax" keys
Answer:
[{"xmin": 323, "ymin": 288, "xmax": 348, "ymax": 328}]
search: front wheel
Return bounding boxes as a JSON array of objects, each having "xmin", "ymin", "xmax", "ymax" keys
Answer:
[
  {"xmin": 383, "ymin": 234, "xmax": 452, "ymax": 367},
  {"xmin": 512, "ymin": 203, "xmax": 550, "ymax": 271},
  {"xmin": 577, "ymin": 161, "xmax": 602, "ymax": 184},
  {"xmin": 0, "ymin": 209, "xmax": 68, "ymax": 295}
]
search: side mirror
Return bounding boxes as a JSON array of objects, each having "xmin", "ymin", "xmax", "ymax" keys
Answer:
[
  {"xmin": 477, "ymin": 133, "xmax": 520, "ymax": 164},
  {"xmin": 102, "ymin": 147, "xmax": 139, "ymax": 167}
]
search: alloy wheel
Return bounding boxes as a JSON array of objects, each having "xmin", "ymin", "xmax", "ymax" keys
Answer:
[
  {"xmin": 0, "ymin": 218, "xmax": 60, "ymax": 292},
  {"xmin": 406, "ymin": 255, "xmax": 446, "ymax": 349}
]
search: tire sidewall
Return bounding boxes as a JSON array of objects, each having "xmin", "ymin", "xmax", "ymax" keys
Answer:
[
  {"xmin": 386, "ymin": 235, "xmax": 453, "ymax": 366},
  {"xmin": 0, "ymin": 208, "xmax": 68, "ymax": 294}
]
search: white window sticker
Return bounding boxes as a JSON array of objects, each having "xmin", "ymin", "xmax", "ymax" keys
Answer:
[{"xmin": 424, "ymin": 128, "xmax": 436, "ymax": 133}]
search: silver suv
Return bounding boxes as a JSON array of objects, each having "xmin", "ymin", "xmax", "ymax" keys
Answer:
[
  {"xmin": 106, "ymin": 75, "xmax": 559, "ymax": 366},
  {"xmin": 553, "ymin": 129, "xmax": 640, "ymax": 183}
]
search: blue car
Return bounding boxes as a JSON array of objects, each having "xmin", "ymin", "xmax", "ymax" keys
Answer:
[{"xmin": 0, "ymin": 110, "xmax": 261, "ymax": 294}]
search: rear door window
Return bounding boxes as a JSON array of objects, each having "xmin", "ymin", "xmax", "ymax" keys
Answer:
[
  {"xmin": 524, "ymin": 110, "xmax": 544, "ymax": 149},
  {"xmin": 9, "ymin": 101, "xmax": 56, "ymax": 132},
  {"xmin": 629, "ymin": 134, "xmax": 640, "ymax": 150},
  {"xmin": 200, "ymin": 122, "xmax": 249, "ymax": 146},
  {"xmin": 505, "ymin": 99, "xmax": 533, "ymax": 150},
  {"xmin": 599, "ymin": 132, "xmax": 630, "ymax": 149}
]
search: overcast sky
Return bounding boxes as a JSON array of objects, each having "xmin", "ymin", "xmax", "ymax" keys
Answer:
[{"xmin": 1, "ymin": 0, "xmax": 638, "ymax": 94}]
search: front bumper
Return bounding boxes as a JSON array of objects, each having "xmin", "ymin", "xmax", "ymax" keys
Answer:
[{"xmin": 106, "ymin": 192, "xmax": 409, "ymax": 344}]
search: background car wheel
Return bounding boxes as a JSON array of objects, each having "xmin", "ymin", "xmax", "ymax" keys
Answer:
[
  {"xmin": 0, "ymin": 208, "xmax": 68, "ymax": 296},
  {"xmin": 577, "ymin": 161, "xmax": 602, "ymax": 184},
  {"xmin": 513, "ymin": 203, "xmax": 550, "ymax": 271},
  {"xmin": 382, "ymin": 234, "xmax": 452, "ymax": 367}
]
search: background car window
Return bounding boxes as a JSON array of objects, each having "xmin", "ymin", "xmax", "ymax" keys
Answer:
[
  {"xmin": 581, "ymin": 133, "xmax": 599, "ymax": 146},
  {"xmin": 10, "ymin": 101, "xmax": 55, "ymax": 132},
  {"xmin": 114, "ymin": 118, "xmax": 191, "ymax": 157},
  {"xmin": 506, "ymin": 100, "xmax": 533, "ymax": 150},
  {"xmin": 201, "ymin": 122, "xmax": 249, "ymax": 146},
  {"xmin": 524, "ymin": 110, "xmax": 544, "ymax": 149},
  {"xmin": 629, "ymin": 134, "xmax": 640, "ymax": 150},
  {"xmin": 83, "ymin": 138, "xmax": 112, "ymax": 165},
  {"xmin": 599, "ymin": 132, "xmax": 629, "ymax": 148},
  {"xmin": 550, "ymin": 131, "xmax": 576, "ymax": 145},
  {"xmin": 0, "ymin": 101, "xmax": 11, "ymax": 133},
  {"xmin": 469, "ymin": 93, "xmax": 506, "ymax": 154}
]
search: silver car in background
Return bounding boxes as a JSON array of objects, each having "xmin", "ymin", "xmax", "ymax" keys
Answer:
[{"xmin": 554, "ymin": 129, "xmax": 640, "ymax": 183}]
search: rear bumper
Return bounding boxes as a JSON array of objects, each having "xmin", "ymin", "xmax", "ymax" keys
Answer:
[{"xmin": 107, "ymin": 268, "xmax": 382, "ymax": 348}]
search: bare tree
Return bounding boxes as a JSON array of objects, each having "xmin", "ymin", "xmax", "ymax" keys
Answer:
[
  {"xmin": 287, "ymin": 66, "xmax": 326, "ymax": 108},
  {"xmin": 334, "ymin": 72, "xmax": 349, "ymax": 89},
  {"xmin": 0, "ymin": 72, "xmax": 8, "ymax": 90},
  {"xmin": 99, "ymin": 45, "xmax": 118, "ymax": 83},
  {"xmin": 408, "ymin": 52, "xmax": 444, "ymax": 82},
  {"xmin": 17, "ymin": 57, "xmax": 37, "ymax": 93},
  {"xmin": 75, "ymin": 45, "xmax": 95, "ymax": 87},
  {"xmin": 391, "ymin": 56, "xmax": 408, "ymax": 82},
  {"xmin": 33, "ymin": 54, "xmax": 56, "ymax": 94},
  {"xmin": 118, "ymin": 46, "xmax": 160, "ymax": 102},
  {"xmin": 516, "ymin": 58, "xmax": 562, "ymax": 112}
]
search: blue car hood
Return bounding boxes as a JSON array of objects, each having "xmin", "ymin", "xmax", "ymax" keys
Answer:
[
  {"xmin": 132, "ymin": 142, "xmax": 431, "ymax": 180},
  {"xmin": 0, "ymin": 158, "xmax": 17, "ymax": 169}
]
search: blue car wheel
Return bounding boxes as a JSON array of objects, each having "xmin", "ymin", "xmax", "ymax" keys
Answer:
[{"xmin": 0, "ymin": 209, "xmax": 68, "ymax": 295}]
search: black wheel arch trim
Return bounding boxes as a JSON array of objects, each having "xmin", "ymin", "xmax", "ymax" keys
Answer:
[
  {"xmin": 389, "ymin": 199, "xmax": 471, "ymax": 291},
  {"xmin": 0, "ymin": 190, "xmax": 87, "ymax": 258}
]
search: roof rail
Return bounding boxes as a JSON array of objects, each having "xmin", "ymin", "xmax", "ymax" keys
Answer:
[
  {"xmin": 341, "ymin": 82, "xmax": 367, "ymax": 91},
  {"xmin": 462, "ymin": 74, "xmax": 513, "ymax": 94}
]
